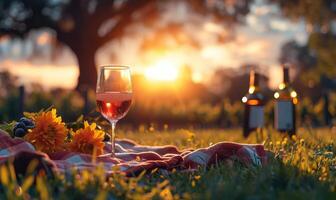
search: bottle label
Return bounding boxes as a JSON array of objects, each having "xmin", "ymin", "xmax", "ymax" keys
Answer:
[
  {"xmin": 249, "ymin": 106, "xmax": 264, "ymax": 128},
  {"xmin": 275, "ymin": 101, "xmax": 293, "ymax": 130}
]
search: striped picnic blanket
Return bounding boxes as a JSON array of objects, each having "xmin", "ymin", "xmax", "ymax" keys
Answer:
[{"xmin": 0, "ymin": 130, "xmax": 267, "ymax": 176}]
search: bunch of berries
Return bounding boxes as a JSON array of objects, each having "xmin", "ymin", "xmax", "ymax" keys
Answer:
[{"xmin": 13, "ymin": 117, "xmax": 35, "ymax": 137}]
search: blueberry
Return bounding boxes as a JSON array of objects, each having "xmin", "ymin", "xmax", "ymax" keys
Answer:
[
  {"xmin": 14, "ymin": 122, "xmax": 27, "ymax": 130},
  {"xmin": 14, "ymin": 128, "xmax": 26, "ymax": 137},
  {"xmin": 20, "ymin": 117, "xmax": 34, "ymax": 127}
]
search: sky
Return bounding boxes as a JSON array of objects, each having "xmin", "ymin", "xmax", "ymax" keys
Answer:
[{"xmin": 0, "ymin": 0, "xmax": 308, "ymax": 89}]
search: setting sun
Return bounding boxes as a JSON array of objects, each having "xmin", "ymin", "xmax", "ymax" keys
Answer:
[{"xmin": 145, "ymin": 58, "xmax": 179, "ymax": 81}]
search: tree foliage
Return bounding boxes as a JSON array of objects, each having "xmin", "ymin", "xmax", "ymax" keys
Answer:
[
  {"xmin": 0, "ymin": 0, "xmax": 252, "ymax": 90},
  {"xmin": 270, "ymin": 0, "xmax": 336, "ymax": 31},
  {"xmin": 270, "ymin": 0, "xmax": 336, "ymax": 88}
]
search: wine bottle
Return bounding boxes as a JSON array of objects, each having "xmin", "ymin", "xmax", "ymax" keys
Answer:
[
  {"xmin": 242, "ymin": 70, "xmax": 264, "ymax": 137},
  {"xmin": 274, "ymin": 64, "xmax": 298, "ymax": 135}
]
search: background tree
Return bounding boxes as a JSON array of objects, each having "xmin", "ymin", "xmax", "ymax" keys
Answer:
[
  {"xmin": 0, "ymin": 0, "xmax": 156, "ymax": 90},
  {"xmin": 269, "ymin": 0, "xmax": 336, "ymax": 83},
  {"xmin": 0, "ymin": 0, "xmax": 252, "ymax": 90}
]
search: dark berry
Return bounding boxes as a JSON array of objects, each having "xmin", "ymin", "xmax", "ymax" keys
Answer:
[
  {"xmin": 14, "ymin": 128, "xmax": 26, "ymax": 137},
  {"xmin": 20, "ymin": 117, "xmax": 34, "ymax": 127},
  {"xmin": 14, "ymin": 122, "xmax": 27, "ymax": 131}
]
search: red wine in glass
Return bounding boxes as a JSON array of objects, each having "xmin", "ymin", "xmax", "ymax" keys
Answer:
[{"xmin": 96, "ymin": 92, "xmax": 132, "ymax": 120}]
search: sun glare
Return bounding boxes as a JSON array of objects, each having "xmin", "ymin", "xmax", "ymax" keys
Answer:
[{"xmin": 145, "ymin": 58, "xmax": 179, "ymax": 81}]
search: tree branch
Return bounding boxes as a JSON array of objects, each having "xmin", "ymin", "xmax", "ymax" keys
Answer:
[{"xmin": 95, "ymin": 0, "xmax": 155, "ymax": 47}]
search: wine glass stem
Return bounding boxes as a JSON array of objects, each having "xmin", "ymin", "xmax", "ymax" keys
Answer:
[{"xmin": 111, "ymin": 121, "xmax": 116, "ymax": 157}]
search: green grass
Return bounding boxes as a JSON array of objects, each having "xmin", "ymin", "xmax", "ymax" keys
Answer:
[{"xmin": 1, "ymin": 127, "xmax": 336, "ymax": 199}]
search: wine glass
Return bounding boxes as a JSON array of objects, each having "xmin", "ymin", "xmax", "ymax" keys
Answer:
[{"xmin": 96, "ymin": 65, "xmax": 132, "ymax": 156}]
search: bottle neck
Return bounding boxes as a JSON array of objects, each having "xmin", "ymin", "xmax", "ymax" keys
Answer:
[
  {"xmin": 249, "ymin": 71, "xmax": 260, "ymax": 87},
  {"xmin": 276, "ymin": 66, "xmax": 297, "ymax": 101},
  {"xmin": 283, "ymin": 67, "xmax": 290, "ymax": 84},
  {"xmin": 249, "ymin": 71, "xmax": 260, "ymax": 94}
]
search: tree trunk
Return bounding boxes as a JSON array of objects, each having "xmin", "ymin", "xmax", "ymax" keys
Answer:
[{"xmin": 74, "ymin": 48, "xmax": 98, "ymax": 91}]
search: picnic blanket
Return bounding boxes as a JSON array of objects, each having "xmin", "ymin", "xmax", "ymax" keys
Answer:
[{"xmin": 0, "ymin": 130, "xmax": 267, "ymax": 176}]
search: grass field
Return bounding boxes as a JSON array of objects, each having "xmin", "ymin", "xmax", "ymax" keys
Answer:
[{"xmin": 1, "ymin": 127, "xmax": 336, "ymax": 199}]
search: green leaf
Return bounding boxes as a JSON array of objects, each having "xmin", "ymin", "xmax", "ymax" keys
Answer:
[{"xmin": 0, "ymin": 122, "xmax": 16, "ymax": 137}]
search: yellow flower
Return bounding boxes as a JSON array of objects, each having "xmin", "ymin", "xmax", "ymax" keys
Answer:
[
  {"xmin": 69, "ymin": 121, "xmax": 105, "ymax": 156},
  {"xmin": 25, "ymin": 109, "xmax": 68, "ymax": 154}
]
